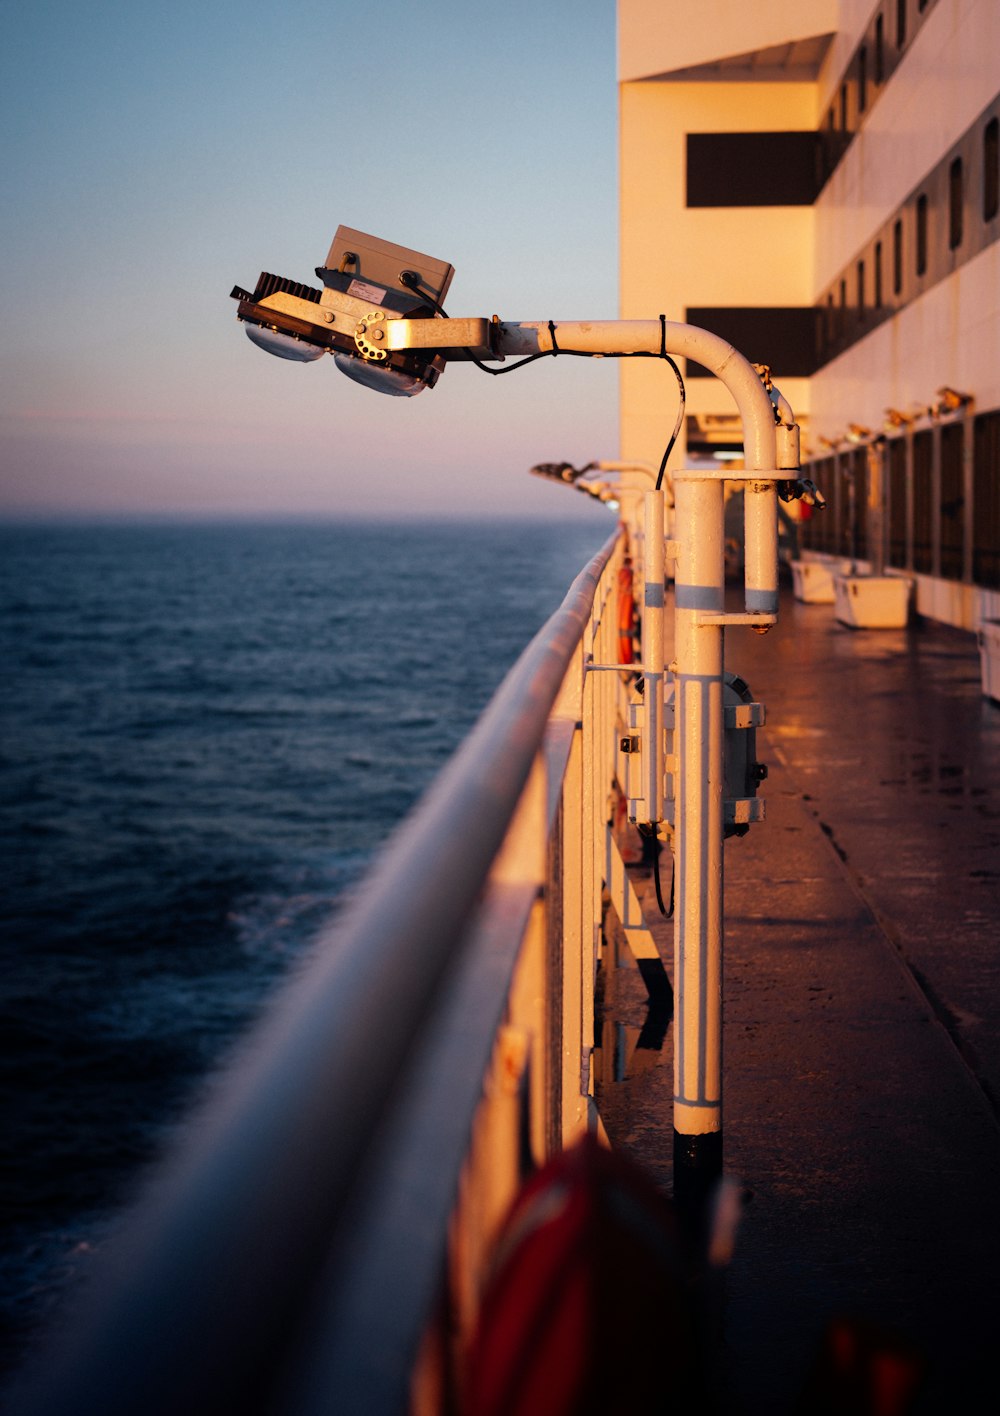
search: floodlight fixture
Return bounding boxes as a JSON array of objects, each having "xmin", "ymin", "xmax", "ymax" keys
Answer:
[
  {"xmin": 230, "ymin": 226, "xmax": 491, "ymax": 397},
  {"xmin": 936, "ymin": 386, "xmax": 972, "ymax": 411}
]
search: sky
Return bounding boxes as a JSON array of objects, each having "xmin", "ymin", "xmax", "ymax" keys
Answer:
[{"xmin": 0, "ymin": 0, "xmax": 621, "ymax": 522}]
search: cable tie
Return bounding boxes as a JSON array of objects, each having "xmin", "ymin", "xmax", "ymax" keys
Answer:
[
  {"xmin": 547, "ymin": 319, "xmax": 560, "ymax": 356},
  {"xmin": 659, "ymin": 313, "xmax": 667, "ymax": 359}
]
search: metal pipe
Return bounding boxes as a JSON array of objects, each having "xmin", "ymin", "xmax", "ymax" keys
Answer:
[
  {"xmin": 495, "ymin": 321, "xmax": 777, "ymax": 474},
  {"xmin": 744, "ymin": 481, "xmax": 779, "ymax": 614}
]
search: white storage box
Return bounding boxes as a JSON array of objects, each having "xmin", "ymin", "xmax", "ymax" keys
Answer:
[
  {"xmin": 834, "ymin": 574, "xmax": 912, "ymax": 629},
  {"xmin": 791, "ymin": 558, "xmax": 851, "ymax": 603}
]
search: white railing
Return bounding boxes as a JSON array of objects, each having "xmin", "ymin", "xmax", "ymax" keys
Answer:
[{"xmin": 13, "ymin": 527, "xmax": 634, "ymax": 1416}]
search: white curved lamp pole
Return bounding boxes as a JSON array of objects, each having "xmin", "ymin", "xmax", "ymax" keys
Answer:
[{"xmin": 320, "ymin": 305, "xmax": 797, "ymax": 1196}]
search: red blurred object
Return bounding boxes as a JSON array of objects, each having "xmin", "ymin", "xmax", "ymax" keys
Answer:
[
  {"xmin": 616, "ymin": 559, "xmax": 635, "ymax": 665},
  {"xmin": 462, "ymin": 1134, "xmax": 704, "ymax": 1416},
  {"xmin": 794, "ymin": 1316, "xmax": 925, "ymax": 1416}
]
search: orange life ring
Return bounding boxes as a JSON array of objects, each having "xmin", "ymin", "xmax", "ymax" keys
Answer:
[{"xmin": 617, "ymin": 559, "xmax": 635, "ymax": 664}]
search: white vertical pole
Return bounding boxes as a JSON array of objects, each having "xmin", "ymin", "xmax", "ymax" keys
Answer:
[
  {"xmin": 744, "ymin": 482, "xmax": 779, "ymax": 615},
  {"xmin": 672, "ymin": 474, "xmax": 725, "ymax": 1203},
  {"xmin": 643, "ymin": 490, "xmax": 665, "ymax": 823}
]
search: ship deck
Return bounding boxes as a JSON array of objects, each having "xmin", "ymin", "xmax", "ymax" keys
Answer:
[{"xmin": 597, "ymin": 584, "xmax": 1000, "ymax": 1413}]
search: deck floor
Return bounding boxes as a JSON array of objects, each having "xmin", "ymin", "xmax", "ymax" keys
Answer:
[{"xmin": 596, "ymin": 586, "xmax": 1000, "ymax": 1414}]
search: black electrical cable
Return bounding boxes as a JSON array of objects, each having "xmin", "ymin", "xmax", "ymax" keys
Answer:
[
  {"xmin": 655, "ymin": 839, "xmax": 675, "ymax": 919},
  {"xmin": 638, "ymin": 823, "xmax": 674, "ymax": 919},
  {"xmin": 397, "ymin": 275, "xmax": 686, "ymax": 481}
]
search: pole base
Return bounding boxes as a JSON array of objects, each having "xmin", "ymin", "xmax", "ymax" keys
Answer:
[{"xmin": 673, "ymin": 1129, "xmax": 722, "ymax": 1235}]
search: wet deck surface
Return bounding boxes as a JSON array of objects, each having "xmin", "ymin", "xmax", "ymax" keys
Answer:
[{"xmin": 596, "ymin": 587, "xmax": 1000, "ymax": 1414}]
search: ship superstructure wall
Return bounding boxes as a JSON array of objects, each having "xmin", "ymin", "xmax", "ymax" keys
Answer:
[{"xmin": 619, "ymin": 0, "xmax": 1000, "ymax": 628}]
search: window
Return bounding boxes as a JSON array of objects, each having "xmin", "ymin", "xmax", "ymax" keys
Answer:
[
  {"xmin": 912, "ymin": 429, "xmax": 933, "ymax": 573},
  {"xmin": 839, "ymin": 278, "xmax": 847, "ymax": 336},
  {"xmin": 840, "ymin": 83, "xmax": 848, "ymax": 131},
  {"xmin": 973, "ymin": 411, "xmax": 1000, "ymax": 587},
  {"xmin": 874, "ymin": 240, "xmax": 883, "ymax": 308},
  {"xmin": 939, "ymin": 422, "xmax": 965, "ymax": 580},
  {"xmin": 949, "ymin": 157, "xmax": 964, "ymax": 249},
  {"xmin": 893, "ymin": 218, "xmax": 903, "ymax": 295},
  {"xmin": 853, "ymin": 448, "xmax": 869, "ymax": 560},
  {"xmin": 827, "ymin": 292, "xmax": 835, "ymax": 345},
  {"xmin": 897, "ymin": 0, "xmax": 907, "ymax": 48},
  {"xmin": 888, "ymin": 437, "xmax": 908, "ymax": 567},
  {"xmin": 985, "ymin": 117, "xmax": 999, "ymax": 222},
  {"xmin": 859, "ymin": 47, "xmax": 868, "ymax": 113},
  {"xmin": 857, "ymin": 259, "xmax": 865, "ymax": 318},
  {"xmin": 875, "ymin": 15, "xmax": 885, "ymax": 83},
  {"xmin": 916, "ymin": 193, "xmax": 928, "ymax": 276}
]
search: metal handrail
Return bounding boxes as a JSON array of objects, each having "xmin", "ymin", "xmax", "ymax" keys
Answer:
[{"xmin": 13, "ymin": 528, "xmax": 621, "ymax": 1416}]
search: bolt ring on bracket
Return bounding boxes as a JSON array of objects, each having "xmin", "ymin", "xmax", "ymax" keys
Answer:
[{"xmin": 354, "ymin": 309, "xmax": 390, "ymax": 361}]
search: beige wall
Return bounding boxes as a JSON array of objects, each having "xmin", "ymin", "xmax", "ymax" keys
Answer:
[
  {"xmin": 619, "ymin": 0, "xmax": 1000, "ymax": 467},
  {"xmin": 619, "ymin": 75, "xmax": 815, "ymax": 468},
  {"xmin": 816, "ymin": 0, "xmax": 1000, "ymax": 287}
]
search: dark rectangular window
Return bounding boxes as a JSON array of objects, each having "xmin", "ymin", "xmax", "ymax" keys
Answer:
[
  {"xmin": 821, "ymin": 458, "xmax": 836, "ymax": 552},
  {"xmin": 893, "ymin": 218, "xmax": 903, "ymax": 294},
  {"xmin": 875, "ymin": 15, "xmax": 885, "ymax": 83},
  {"xmin": 853, "ymin": 448, "xmax": 869, "ymax": 560},
  {"xmin": 840, "ymin": 83, "xmax": 848, "ymax": 131},
  {"xmin": 916, "ymin": 193, "xmax": 928, "ymax": 276},
  {"xmin": 858, "ymin": 47, "xmax": 868, "ymax": 113},
  {"xmin": 912, "ymin": 429, "xmax": 934, "ymax": 573},
  {"xmin": 826, "ymin": 292, "xmax": 835, "ymax": 346},
  {"xmin": 939, "ymin": 422, "xmax": 965, "ymax": 579},
  {"xmin": 888, "ymin": 437, "xmax": 908, "ymax": 567},
  {"xmin": 682, "ymin": 306, "xmax": 820, "ymax": 378},
  {"xmin": 897, "ymin": 0, "xmax": 907, "ymax": 48},
  {"xmin": 857, "ymin": 259, "xmax": 865, "ymax": 317},
  {"xmin": 686, "ymin": 132, "xmax": 823, "ymax": 207},
  {"xmin": 973, "ymin": 410, "xmax": 1000, "ymax": 587},
  {"xmin": 985, "ymin": 117, "xmax": 999, "ymax": 222},
  {"xmin": 949, "ymin": 157, "xmax": 964, "ymax": 250},
  {"xmin": 874, "ymin": 240, "xmax": 883, "ymax": 308},
  {"xmin": 835, "ymin": 460, "xmax": 850, "ymax": 557}
]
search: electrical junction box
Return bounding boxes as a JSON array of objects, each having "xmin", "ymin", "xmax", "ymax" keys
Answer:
[
  {"xmin": 619, "ymin": 690, "xmax": 646, "ymax": 823},
  {"xmin": 661, "ymin": 673, "xmax": 766, "ymax": 838},
  {"xmin": 317, "ymin": 226, "xmax": 455, "ymax": 311}
]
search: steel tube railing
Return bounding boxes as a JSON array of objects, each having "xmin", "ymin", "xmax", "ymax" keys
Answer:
[{"xmin": 12, "ymin": 531, "xmax": 621, "ymax": 1416}]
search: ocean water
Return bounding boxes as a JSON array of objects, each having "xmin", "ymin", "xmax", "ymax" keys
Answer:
[{"xmin": 0, "ymin": 515, "xmax": 611, "ymax": 1373}]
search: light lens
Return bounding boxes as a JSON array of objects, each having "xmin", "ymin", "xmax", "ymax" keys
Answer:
[
  {"xmin": 333, "ymin": 353, "xmax": 427, "ymax": 397},
  {"xmin": 245, "ymin": 325, "xmax": 326, "ymax": 363}
]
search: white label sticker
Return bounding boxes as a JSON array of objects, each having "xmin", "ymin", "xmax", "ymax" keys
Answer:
[{"xmin": 347, "ymin": 278, "xmax": 387, "ymax": 305}]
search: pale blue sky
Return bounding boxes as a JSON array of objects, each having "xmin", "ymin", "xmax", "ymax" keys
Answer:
[{"xmin": 0, "ymin": 0, "xmax": 620, "ymax": 520}]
